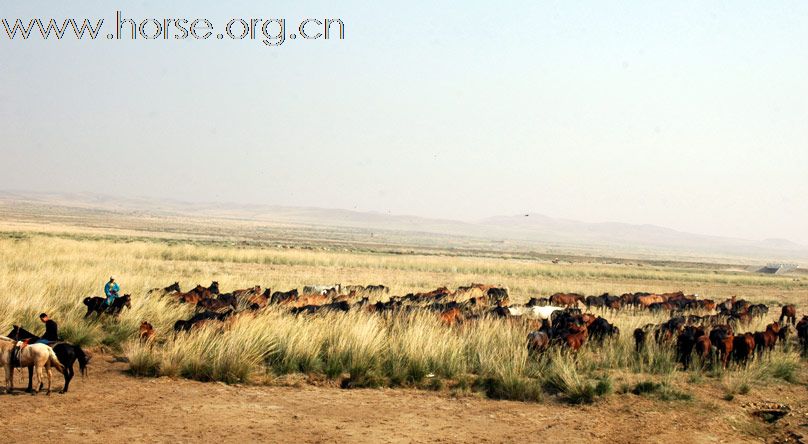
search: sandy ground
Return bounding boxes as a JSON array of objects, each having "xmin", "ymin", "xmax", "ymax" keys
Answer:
[{"xmin": 1, "ymin": 356, "xmax": 806, "ymax": 444}]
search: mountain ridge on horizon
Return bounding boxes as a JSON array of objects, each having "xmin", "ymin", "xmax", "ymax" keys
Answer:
[{"xmin": 1, "ymin": 189, "xmax": 805, "ymax": 262}]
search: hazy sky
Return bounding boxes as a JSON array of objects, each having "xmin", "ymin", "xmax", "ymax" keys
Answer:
[{"xmin": 2, "ymin": 1, "xmax": 807, "ymax": 243}]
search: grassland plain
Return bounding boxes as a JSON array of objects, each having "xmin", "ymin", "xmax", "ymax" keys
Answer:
[
  {"xmin": 1, "ymin": 221, "xmax": 807, "ymax": 443},
  {"xmin": 0, "ymin": 222, "xmax": 808, "ymax": 386}
]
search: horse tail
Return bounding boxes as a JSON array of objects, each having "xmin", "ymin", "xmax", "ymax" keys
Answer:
[
  {"xmin": 48, "ymin": 347, "xmax": 66, "ymax": 373},
  {"xmin": 68, "ymin": 345, "xmax": 89, "ymax": 378}
]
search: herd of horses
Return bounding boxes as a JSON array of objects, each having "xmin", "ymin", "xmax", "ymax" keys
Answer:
[
  {"xmin": 3, "ymin": 280, "xmax": 806, "ymax": 396},
  {"xmin": 140, "ymin": 281, "xmax": 808, "ymax": 369}
]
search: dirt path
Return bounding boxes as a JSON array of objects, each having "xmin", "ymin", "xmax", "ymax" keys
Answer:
[{"xmin": 0, "ymin": 356, "xmax": 804, "ymax": 444}]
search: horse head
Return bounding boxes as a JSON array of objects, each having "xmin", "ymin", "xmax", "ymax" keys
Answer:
[
  {"xmin": 209, "ymin": 281, "xmax": 220, "ymax": 294},
  {"xmin": 168, "ymin": 282, "xmax": 181, "ymax": 292}
]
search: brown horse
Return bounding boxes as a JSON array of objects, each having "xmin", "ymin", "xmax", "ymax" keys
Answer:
[
  {"xmin": 439, "ymin": 307, "xmax": 463, "ymax": 327},
  {"xmin": 560, "ymin": 325, "xmax": 588, "ymax": 351},
  {"xmin": 780, "ymin": 305, "xmax": 797, "ymax": 326},
  {"xmin": 286, "ymin": 293, "xmax": 330, "ymax": 308},
  {"xmin": 232, "ymin": 285, "xmax": 261, "ymax": 298},
  {"xmin": 176, "ymin": 282, "xmax": 220, "ymax": 304},
  {"xmin": 549, "ymin": 293, "xmax": 584, "ymax": 308},
  {"xmin": 732, "ymin": 333, "xmax": 756, "ymax": 365},
  {"xmin": 709, "ymin": 325, "xmax": 734, "ymax": 368},
  {"xmin": 527, "ymin": 331, "xmax": 550, "ymax": 355},
  {"xmin": 694, "ymin": 335, "xmax": 711, "ymax": 364},
  {"xmin": 245, "ymin": 288, "xmax": 271, "ymax": 308},
  {"xmin": 197, "ymin": 297, "xmax": 235, "ymax": 312},
  {"xmin": 139, "ymin": 321, "xmax": 155, "ymax": 343},
  {"xmin": 636, "ymin": 294, "xmax": 665, "ymax": 309},
  {"xmin": 753, "ymin": 322, "xmax": 780, "ymax": 357},
  {"xmin": 176, "ymin": 290, "xmax": 204, "ymax": 305}
]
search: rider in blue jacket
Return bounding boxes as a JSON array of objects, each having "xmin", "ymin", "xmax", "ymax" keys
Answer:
[{"xmin": 104, "ymin": 276, "xmax": 120, "ymax": 307}]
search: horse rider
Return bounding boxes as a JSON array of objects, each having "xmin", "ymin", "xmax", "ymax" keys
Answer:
[
  {"xmin": 104, "ymin": 276, "xmax": 120, "ymax": 308},
  {"xmin": 36, "ymin": 312, "xmax": 59, "ymax": 344},
  {"xmin": 10, "ymin": 312, "xmax": 58, "ymax": 366}
]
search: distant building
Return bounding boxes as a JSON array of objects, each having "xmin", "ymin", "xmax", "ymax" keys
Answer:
[{"xmin": 759, "ymin": 263, "xmax": 799, "ymax": 274}]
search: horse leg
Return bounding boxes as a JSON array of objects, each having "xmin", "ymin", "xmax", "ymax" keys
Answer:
[
  {"xmin": 29, "ymin": 365, "xmax": 44, "ymax": 392},
  {"xmin": 32, "ymin": 365, "xmax": 43, "ymax": 395},
  {"xmin": 26, "ymin": 366, "xmax": 34, "ymax": 393},
  {"xmin": 45, "ymin": 366, "xmax": 52, "ymax": 395},
  {"xmin": 62, "ymin": 364, "xmax": 73, "ymax": 394},
  {"xmin": 4, "ymin": 366, "xmax": 12, "ymax": 394},
  {"xmin": 34, "ymin": 366, "xmax": 42, "ymax": 394}
]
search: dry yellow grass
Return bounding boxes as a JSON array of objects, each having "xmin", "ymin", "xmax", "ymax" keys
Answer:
[{"xmin": 0, "ymin": 224, "xmax": 805, "ymax": 402}]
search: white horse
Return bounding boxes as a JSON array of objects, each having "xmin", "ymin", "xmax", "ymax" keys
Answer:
[
  {"xmin": 508, "ymin": 305, "xmax": 565, "ymax": 322},
  {"xmin": 0, "ymin": 337, "xmax": 65, "ymax": 395},
  {"xmin": 302, "ymin": 284, "xmax": 341, "ymax": 295}
]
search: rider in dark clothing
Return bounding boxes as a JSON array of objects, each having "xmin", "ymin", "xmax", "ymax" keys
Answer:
[
  {"xmin": 11, "ymin": 313, "xmax": 58, "ymax": 366},
  {"xmin": 39, "ymin": 313, "xmax": 58, "ymax": 343}
]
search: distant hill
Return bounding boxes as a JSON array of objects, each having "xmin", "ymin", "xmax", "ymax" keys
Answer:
[
  {"xmin": 478, "ymin": 214, "xmax": 807, "ymax": 261},
  {"xmin": 1, "ymin": 190, "xmax": 806, "ymax": 264}
]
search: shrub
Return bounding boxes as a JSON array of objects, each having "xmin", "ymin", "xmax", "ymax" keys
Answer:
[
  {"xmin": 125, "ymin": 342, "xmax": 160, "ymax": 377},
  {"xmin": 542, "ymin": 352, "xmax": 610, "ymax": 404},
  {"xmin": 767, "ymin": 355, "xmax": 799, "ymax": 383},
  {"xmin": 630, "ymin": 380, "xmax": 691, "ymax": 401},
  {"xmin": 475, "ymin": 376, "xmax": 543, "ymax": 402}
]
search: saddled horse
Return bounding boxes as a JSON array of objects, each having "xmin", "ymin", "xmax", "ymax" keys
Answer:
[
  {"xmin": 8, "ymin": 326, "xmax": 90, "ymax": 393},
  {"xmin": 0, "ymin": 336, "xmax": 65, "ymax": 394},
  {"xmin": 83, "ymin": 294, "xmax": 132, "ymax": 318}
]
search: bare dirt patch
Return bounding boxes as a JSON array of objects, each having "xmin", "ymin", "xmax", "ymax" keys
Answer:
[{"xmin": 2, "ymin": 355, "xmax": 806, "ymax": 443}]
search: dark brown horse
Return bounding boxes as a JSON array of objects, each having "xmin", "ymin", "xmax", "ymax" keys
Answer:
[
  {"xmin": 732, "ymin": 333, "xmax": 756, "ymax": 365},
  {"xmin": 83, "ymin": 294, "xmax": 131, "ymax": 317},
  {"xmin": 797, "ymin": 316, "xmax": 808, "ymax": 352},
  {"xmin": 270, "ymin": 289, "xmax": 299, "ymax": 305},
  {"xmin": 147, "ymin": 282, "xmax": 181, "ymax": 296}
]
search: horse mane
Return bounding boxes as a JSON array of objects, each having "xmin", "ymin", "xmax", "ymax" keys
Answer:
[
  {"xmin": 10, "ymin": 326, "xmax": 38, "ymax": 340},
  {"xmin": 113, "ymin": 294, "xmax": 131, "ymax": 305}
]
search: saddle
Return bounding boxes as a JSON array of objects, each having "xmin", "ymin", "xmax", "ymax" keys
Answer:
[{"xmin": 10, "ymin": 339, "xmax": 31, "ymax": 368}]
